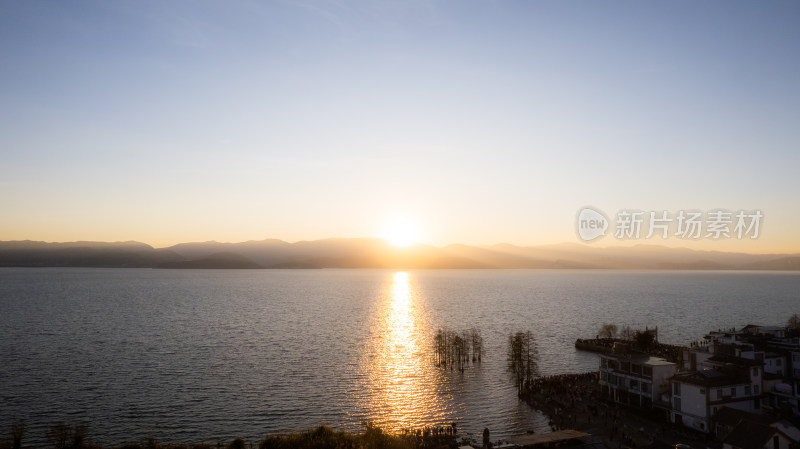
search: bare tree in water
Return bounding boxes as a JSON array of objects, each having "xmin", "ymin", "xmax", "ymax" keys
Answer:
[
  {"xmin": 452, "ymin": 332, "xmax": 468, "ymax": 371},
  {"xmin": 508, "ymin": 331, "xmax": 539, "ymax": 394},
  {"xmin": 9, "ymin": 423, "xmax": 24, "ymax": 449},
  {"xmin": 434, "ymin": 327, "xmax": 482, "ymax": 370},
  {"xmin": 434, "ymin": 328, "xmax": 459, "ymax": 368},
  {"xmin": 469, "ymin": 328, "xmax": 483, "ymax": 362},
  {"xmin": 47, "ymin": 423, "xmax": 87, "ymax": 449}
]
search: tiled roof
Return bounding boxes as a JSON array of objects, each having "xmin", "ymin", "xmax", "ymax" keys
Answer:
[
  {"xmin": 713, "ymin": 406, "xmax": 775, "ymax": 428},
  {"xmin": 722, "ymin": 420, "xmax": 778, "ymax": 449},
  {"xmin": 707, "ymin": 355, "xmax": 763, "ymax": 366},
  {"xmin": 672, "ymin": 370, "xmax": 747, "ymax": 387}
]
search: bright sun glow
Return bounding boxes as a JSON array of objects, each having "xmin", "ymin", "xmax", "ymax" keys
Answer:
[{"xmin": 383, "ymin": 218, "xmax": 420, "ymax": 247}]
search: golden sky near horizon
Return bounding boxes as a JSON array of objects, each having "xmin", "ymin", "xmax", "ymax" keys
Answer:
[{"xmin": 1, "ymin": 2, "xmax": 799, "ymax": 254}]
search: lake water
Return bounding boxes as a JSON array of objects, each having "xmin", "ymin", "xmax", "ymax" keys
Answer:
[{"xmin": 1, "ymin": 268, "xmax": 799, "ymax": 446}]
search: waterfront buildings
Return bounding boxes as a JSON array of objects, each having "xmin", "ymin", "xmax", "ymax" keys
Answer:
[
  {"xmin": 596, "ymin": 323, "xmax": 800, "ymax": 443},
  {"xmin": 669, "ymin": 357, "xmax": 762, "ymax": 432},
  {"xmin": 598, "ymin": 343, "xmax": 676, "ymax": 410}
]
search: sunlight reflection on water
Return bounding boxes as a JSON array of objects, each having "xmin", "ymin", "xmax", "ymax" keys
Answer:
[{"xmin": 361, "ymin": 272, "xmax": 449, "ymax": 431}]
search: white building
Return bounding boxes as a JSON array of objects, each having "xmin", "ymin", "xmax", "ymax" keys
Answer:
[
  {"xmin": 721, "ymin": 420, "xmax": 795, "ymax": 449},
  {"xmin": 771, "ymin": 381, "xmax": 800, "ymax": 416},
  {"xmin": 741, "ymin": 324, "xmax": 787, "ymax": 339},
  {"xmin": 736, "ymin": 350, "xmax": 788, "ymax": 376},
  {"xmin": 714, "ymin": 407, "xmax": 800, "ymax": 449},
  {"xmin": 599, "ymin": 345, "xmax": 676, "ymax": 409},
  {"xmin": 670, "ymin": 359, "xmax": 764, "ymax": 433}
]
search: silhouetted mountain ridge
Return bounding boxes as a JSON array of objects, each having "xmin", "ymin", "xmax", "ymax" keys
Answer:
[
  {"xmin": 158, "ymin": 252, "xmax": 263, "ymax": 269},
  {"xmin": 0, "ymin": 240, "xmax": 182, "ymax": 268},
  {"xmin": 0, "ymin": 239, "xmax": 797, "ymax": 270}
]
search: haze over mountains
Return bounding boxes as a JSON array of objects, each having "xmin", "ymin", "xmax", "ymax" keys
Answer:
[{"xmin": 1, "ymin": 239, "xmax": 799, "ymax": 270}]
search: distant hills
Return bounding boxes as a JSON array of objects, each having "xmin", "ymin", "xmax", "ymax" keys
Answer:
[{"xmin": 0, "ymin": 239, "xmax": 799, "ymax": 270}]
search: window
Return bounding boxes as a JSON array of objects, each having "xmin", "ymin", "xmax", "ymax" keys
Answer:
[
  {"xmin": 601, "ymin": 358, "xmax": 607, "ymax": 368},
  {"xmin": 601, "ymin": 372, "xmax": 608, "ymax": 381},
  {"xmin": 674, "ymin": 397, "xmax": 681, "ymax": 411},
  {"xmin": 717, "ymin": 389, "xmax": 723, "ymax": 399},
  {"xmin": 745, "ymin": 386, "xmax": 751, "ymax": 395},
  {"xmin": 641, "ymin": 383, "xmax": 650, "ymax": 394},
  {"xmin": 712, "ymin": 407, "xmax": 718, "ymax": 416},
  {"xmin": 752, "ymin": 367, "xmax": 759, "ymax": 376},
  {"xmin": 673, "ymin": 383, "xmax": 681, "ymax": 396},
  {"xmin": 730, "ymin": 387, "xmax": 736, "ymax": 397},
  {"xmin": 754, "ymin": 385, "xmax": 760, "ymax": 395},
  {"xmin": 699, "ymin": 388, "xmax": 705, "ymax": 395},
  {"xmin": 631, "ymin": 364, "xmax": 641, "ymax": 375},
  {"xmin": 755, "ymin": 398, "xmax": 761, "ymax": 410},
  {"xmin": 621, "ymin": 362, "xmax": 630, "ymax": 372},
  {"xmin": 630, "ymin": 380, "xmax": 639, "ymax": 390},
  {"xmin": 643, "ymin": 366, "xmax": 653, "ymax": 377}
]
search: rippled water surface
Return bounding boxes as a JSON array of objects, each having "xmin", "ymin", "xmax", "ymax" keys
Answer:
[{"xmin": 1, "ymin": 268, "xmax": 799, "ymax": 445}]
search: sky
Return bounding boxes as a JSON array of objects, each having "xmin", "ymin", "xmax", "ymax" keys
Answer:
[{"xmin": 1, "ymin": 1, "xmax": 799, "ymax": 252}]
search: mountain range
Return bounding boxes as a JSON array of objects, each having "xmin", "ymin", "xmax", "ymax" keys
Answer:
[{"xmin": 0, "ymin": 239, "xmax": 798, "ymax": 270}]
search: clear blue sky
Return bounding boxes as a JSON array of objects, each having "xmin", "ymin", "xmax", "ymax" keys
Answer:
[{"xmin": 1, "ymin": 1, "xmax": 798, "ymax": 251}]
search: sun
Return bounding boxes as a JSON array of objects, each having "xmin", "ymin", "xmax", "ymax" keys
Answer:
[{"xmin": 383, "ymin": 218, "xmax": 420, "ymax": 247}]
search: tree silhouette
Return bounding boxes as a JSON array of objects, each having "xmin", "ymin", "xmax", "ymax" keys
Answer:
[
  {"xmin": 634, "ymin": 330, "xmax": 655, "ymax": 352},
  {"xmin": 508, "ymin": 331, "xmax": 539, "ymax": 394},
  {"xmin": 598, "ymin": 323, "xmax": 618, "ymax": 339},
  {"xmin": 619, "ymin": 325, "xmax": 635, "ymax": 341},
  {"xmin": 787, "ymin": 313, "xmax": 800, "ymax": 337},
  {"xmin": 11, "ymin": 423, "xmax": 23, "ymax": 449},
  {"xmin": 434, "ymin": 327, "xmax": 482, "ymax": 370}
]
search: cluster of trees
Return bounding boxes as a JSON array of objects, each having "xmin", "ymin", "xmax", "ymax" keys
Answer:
[
  {"xmin": 260, "ymin": 424, "xmax": 456, "ymax": 449},
  {"xmin": 0, "ymin": 423, "xmax": 98, "ymax": 449},
  {"xmin": 788, "ymin": 313, "xmax": 800, "ymax": 337},
  {"xmin": 598, "ymin": 323, "xmax": 639, "ymax": 341},
  {"xmin": 507, "ymin": 331, "xmax": 539, "ymax": 395},
  {"xmin": 597, "ymin": 323, "xmax": 655, "ymax": 351},
  {"xmin": 432, "ymin": 328, "xmax": 483, "ymax": 371},
  {"xmin": 1, "ymin": 423, "xmax": 457, "ymax": 449},
  {"xmin": 47, "ymin": 423, "xmax": 89, "ymax": 449}
]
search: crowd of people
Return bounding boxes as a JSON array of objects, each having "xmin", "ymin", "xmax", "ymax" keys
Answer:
[{"xmin": 520, "ymin": 372, "xmax": 600, "ymax": 431}]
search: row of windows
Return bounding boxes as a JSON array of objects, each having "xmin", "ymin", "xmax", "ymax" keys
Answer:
[
  {"xmin": 674, "ymin": 383, "xmax": 761, "ymax": 399},
  {"xmin": 717, "ymin": 385, "xmax": 761, "ymax": 399},
  {"xmin": 676, "ymin": 396, "xmax": 762, "ymax": 416},
  {"xmin": 712, "ymin": 399, "xmax": 760, "ymax": 416},
  {"xmin": 602, "ymin": 372, "xmax": 652, "ymax": 393},
  {"xmin": 711, "ymin": 385, "xmax": 760, "ymax": 399},
  {"xmin": 600, "ymin": 358, "xmax": 653, "ymax": 377}
]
